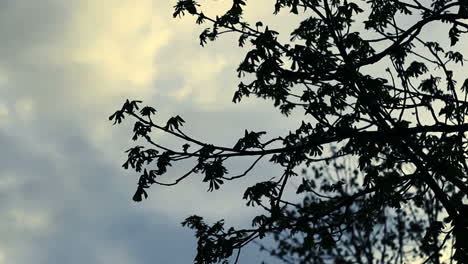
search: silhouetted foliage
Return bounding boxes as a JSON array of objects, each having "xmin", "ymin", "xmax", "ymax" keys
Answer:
[{"xmin": 111, "ymin": 0, "xmax": 468, "ymax": 263}]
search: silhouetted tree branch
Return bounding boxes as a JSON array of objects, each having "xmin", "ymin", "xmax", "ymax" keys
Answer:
[{"xmin": 111, "ymin": 0, "xmax": 468, "ymax": 263}]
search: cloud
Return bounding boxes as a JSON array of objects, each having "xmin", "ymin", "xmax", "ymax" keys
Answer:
[
  {"xmin": 65, "ymin": 0, "xmax": 172, "ymax": 91},
  {"xmin": 15, "ymin": 97, "xmax": 34, "ymax": 121},
  {"xmin": 0, "ymin": 103, "xmax": 8, "ymax": 127},
  {"xmin": 172, "ymin": 53, "xmax": 228, "ymax": 103},
  {"xmin": 0, "ymin": 1, "xmax": 286, "ymax": 263},
  {"xmin": 0, "ymin": 0, "xmax": 173, "ymax": 113},
  {"xmin": 3, "ymin": 1, "xmax": 464, "ymax": 263},
  {"xmin": 0, "ymin": 1, "xmax": 197, "ymax": 263}
]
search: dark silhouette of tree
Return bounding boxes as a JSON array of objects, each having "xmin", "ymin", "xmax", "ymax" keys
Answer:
[{"xmin": 110, "ymin": 0, "xmax": 468, "ymax": 263}]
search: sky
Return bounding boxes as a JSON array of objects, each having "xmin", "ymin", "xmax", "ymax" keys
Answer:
[
  {"xmin": 0, "ymin": 0, "xmax": 293, "ymax": 263},
  {"xmin": 0, "ymin": 1, "xmax": 467, "ymax": 264}
]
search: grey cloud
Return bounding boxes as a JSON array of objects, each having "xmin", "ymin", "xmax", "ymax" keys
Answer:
[
  {"xmin": 0, "ymin": 122, "xmax": 279, "ymax": 263},
  {"xmin": 0, "ymin": 124, "xmax": 198, "ymax": 263},
  {"xmin": 0, "ymin": 1, "xmax": 76, "ymax": 63},
  {"xmin": 0, "ymin": 1, "xmax": 326, "ymax": 263}
]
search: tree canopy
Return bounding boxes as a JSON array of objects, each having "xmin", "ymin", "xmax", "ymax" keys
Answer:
[{"xmin": 110, "ymin": 0, "xmax": 468, "ymax": 263}]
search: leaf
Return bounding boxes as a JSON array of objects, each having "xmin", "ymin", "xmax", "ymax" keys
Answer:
[
  {"xmin": 196, "ymin": 12, "xmax": 205, "ymax": 24},
  {"xmin": 108, "ymin": 110, "xmax": 125, "ymax": 125},
  {"xmin": 233, "ymin": 130, "xmax": 266, "ymax": 150},
  {"xmin": 202, "ymin": 160, "xmax": 228, "ymax": 192},
  {"xmin": 419, "ymin": 75, "xmax": 441, "ymax": 93},
  {"xmin": 449, "ymin": 25, "xmax": 460, "ymax": 46},
  {"xmin": 296, "ymin": 178, "xmax": 312, "ymax": 194},
  {"xmin": 238, "ymin": 34, "xmax": 248, "ymax": 47},
  {"xmin": 251, "ymin": 215, "xmax": 268, "ymax": 227},
  {"xmin": 140, "ymin": 106, "xmax": 157, "ymax": 116},
  {"xmin": 173, "ymin": 0, "xmax": 199, "ymax": 18},
  {"xmin": 132, "ymin": 186, "xmax": 148, "ymax": 202},
  {"xmin": 156, "ymin": 152, "xmax": 172, "ymax": 175},
  {"xmin": 348, "ymin": 2, "xmax": 364, "ymax": 14},
  {"xmin": 165, "ymin": 115, "xmax": 185, "ymax": 131},
  {"xmin": 446, "ymin": 51, "xmax": 464, "ymax": 65},
  {"xmin": 199, "ymin": 28, "xmax": 210, "ymax": 46},
  {"xmin": 122, "ymin": 99, "xmax": 142, "ymax": 113},
  {"xmin": 290, "ymin": 2, "xmax": 298, "ymax": 14},
  {"xmin": 186, "ymin": 4, "xmax": 197, "ymax": 15},
  {"xmin": 232, "ymin": 90, "xmax": 242, "ymax": 103},
  {"xmin": 462, "ymin": 78, "xmax": 468, "ymax": 92},
  {"xmin": 183, "ymin": 143, "xmax": 190, "ymax": 152},
  {"xmin": 405, "ymin": 61, "xmax": 428, "ymax": 78}
]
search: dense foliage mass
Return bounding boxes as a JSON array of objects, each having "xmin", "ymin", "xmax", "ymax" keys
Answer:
[{"xmin": 110, "ymin": 0, "xmax": 468, "ymax": 263}]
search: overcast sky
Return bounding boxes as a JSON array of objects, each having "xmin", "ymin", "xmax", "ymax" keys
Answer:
[
  {"xmin": 1, "ymin": 1, "xmax": 467, "ymax": 263},
  {"xmin": 0, "ymin": 0, "xmax": 295, "ymax": 263}
]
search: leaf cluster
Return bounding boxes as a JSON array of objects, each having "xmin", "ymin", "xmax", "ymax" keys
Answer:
[{"xmin": 111, "ymin": 0, "xmax": 468, "ymax": 263}]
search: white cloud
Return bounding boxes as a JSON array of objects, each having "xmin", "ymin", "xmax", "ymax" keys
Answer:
[
  {"xmin": 7, "ymin": 208, "xmax": 49, "ymax": 231},
  {"xmin": 62, "ymin": 0, "xmax": 172, "ymax": 99},
  {"xmin": 173, "ymin": 54, "xmax": 229, "ymax": 103},
  {"xmin": 15, "ymin": 97, "xmax": 34, "ymax": 121},
  {"xmin": 0, "ymin": 103, "xmax": 8, "ymax": 127},
  {"xmin": 0, "ymin": 70, "xmax": 8, "ymax": 87}
]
